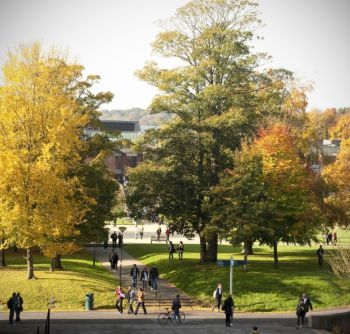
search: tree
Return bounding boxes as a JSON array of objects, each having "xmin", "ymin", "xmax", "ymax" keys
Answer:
[
  {"xmin": 128, "ymin": 0, "xmax": 287, "ymax": 262},
  {"xmin": 253, "ymin": 123, "xmax": 320, "ymax": 267},
  {"xmin": 0, "ymin": 43, "xmax": 113, "ymax": 278},
  {"xmin": 212, "ymin": 145, "xmax": 267, "ymax": 259},
  {"xmin": 323, "ymin": 138, "xmax": 350, "ymax": 224}
]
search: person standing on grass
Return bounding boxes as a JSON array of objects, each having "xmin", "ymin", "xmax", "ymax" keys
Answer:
[
  {"xmin": 141, "ymin": 267, "xmax": 149, "ymax": 290},
  {"xmin": 149, "ymin": 264, "xmax": 159, "ymax": 291},
  {"xmin": 177, "ymin": 241, "xmax": 184, "ymax": 260},
  {"xmin": 115, "ymin": 285, "xmax": 125, "ymax": 313},
  {"xmin": 15, "ymin": 293, "xmax": 23, "ymax": 322},
  {"xmin": 302, "ymin": 293, "xmax": 313, "ymax": 324},
  {"xmin": 168, "ymin": 241, "xmax": 175, "ymax": 260},
  {"xmin": 317, "ymin": 245, "xmax": 324, "ymax": 266},
  {"xmin": 221, "ymin": 294, "xmax": 234, "ymax": 326},
  {"xmin": 212, "ymin": 283, "xmax": 223, "ymax": 312},
  {"xmin": 130, "ymin": 264, "xmax": 140, "ymax": 288},
  {"xmin": 134, "ymin": 288, "xmax": 147, "ymax": 315},
  {"xmin": 126, "ymin": 286, "xmax": 135, "ymax": 314},
  {"xmin": 296, "ymin": 296, "xmax": 306, "ymax": 329},
  {"xmin": 7, "ymin": 292, "xmax": 16, "ymax": 324}
]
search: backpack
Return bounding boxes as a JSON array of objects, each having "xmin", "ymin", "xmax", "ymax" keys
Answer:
[{"xmin": 7, "ymin": 298, "xmax": 12, "ymax": 309}]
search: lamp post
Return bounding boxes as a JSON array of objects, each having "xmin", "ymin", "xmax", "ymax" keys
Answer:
[{"xmin": 118, "ymin": 226, "xmax": 127, "ymax": 285}]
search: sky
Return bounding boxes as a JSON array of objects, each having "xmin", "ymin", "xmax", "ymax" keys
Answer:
[{"xmin": 0, "ymin": 0, "xmax": 349, "ymax": 111}]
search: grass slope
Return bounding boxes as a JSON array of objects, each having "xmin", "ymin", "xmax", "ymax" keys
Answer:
[
  {"xmin": 0, "ymin": 249, "xmax": 117, "ymax": 311},
  {"xmin": 125, "ymin": 243, "xmax": 350, "ymax": 312}
]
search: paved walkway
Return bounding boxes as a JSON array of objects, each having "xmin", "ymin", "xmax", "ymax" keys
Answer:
[{"xmin": 88, "ymin": 245, "xmax": 195, "ymax": 308}]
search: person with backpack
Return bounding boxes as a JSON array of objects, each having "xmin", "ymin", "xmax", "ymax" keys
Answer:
[
  {"xmin": 296, "ymin": 296, "xmax": 307, "ymax": 329},
  {"xmin": 221, "ymin": 294, "xmax": 234, "ymax": 326},
  {"xmin": 302, "ymin": 293, "xmax": 313, "ymax": 324},
  {"xmin": 212, "ymin": 283, "xmax": 222, "ymax": 312},
  {"xmin": 126, "ymin": 285, "xmax": 135, "ymax": 314},
  {"xmin": 7, "ymin": 292, "xmax": 16, "ymax": 324},
  {"xmin": 171, "ymin": 294, "xmax": 182, "ymax": 322}
]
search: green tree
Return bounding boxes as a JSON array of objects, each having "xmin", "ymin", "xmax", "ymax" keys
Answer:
[{"xmin": 128, "ymin": 0, "xmax": 289, "ymax": 263}]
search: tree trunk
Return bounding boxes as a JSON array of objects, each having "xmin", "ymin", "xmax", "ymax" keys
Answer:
[
  {"xmin": 273, "ymin": 241, "xmax": 279, "ymax": 269},
  {"xmin": 0, "ymin": 248, "xmax": 5, "ymax": 267},
  {"xmin": 207, "ymin": 233, "xmax": 218, "ymax": 263},
  {"xmin": 26, "ymin": 248, "xmax": 36, "ymax": 279},
  {"xmin": 0, "ymin": 237, "xmax": 6, "ymax": 267},
  {"xmin": 50, "ymin": 258, "xmax": 55, "ymax": 272},
  {"xmin": 54, "ymin": 254, "xmax": 63, "ymax": 270},
  {"xmin": 243, "ymin": 240, "xmax": 254, "ymax": 258},
  {"xmin": 199, "ymin": 235, "xmax": 207, "ymax": 263}
]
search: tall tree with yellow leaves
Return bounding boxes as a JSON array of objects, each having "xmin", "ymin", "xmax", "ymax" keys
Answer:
[{"xmin": 0, "ymin": 43, "xmax": 113, "ymax": 278}]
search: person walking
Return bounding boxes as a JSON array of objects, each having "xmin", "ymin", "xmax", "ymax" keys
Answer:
[
  {"xmin": 149, "ymin": 264, "xmax": 159, "ymax": 291},
  {"xmin": 134, "ymin": 288, "xmax": 147, "ymax": 315},
  {"xmin": 212, "ymin": 283, "xmax": 223, "ymax": 312},
  {"xmin": 140, "ymin": 225, "xmax": 144, "ymax": 240},
  {"xmin": 140, "ymin": 267, "xmax": 149, "ymax": 290},
  {"xmin": 296, "ymin": 296, "xmax": 306, "ymax": 329},
  {"xmin": 7, "ymin": 293, "xmax": 16, "ymax": 324},
  {"xmin": 302, "ymin": 293, "xmax": 313, "ymax": 324},
  {"xmin": 115, "ymin": 285, "xmax": 125, "ymax": 313},
  {"xmin": 171, "ymin": 294, "xmax": 182, "ymax": 322},
  {"xmin": 317, "ymin": 245, "xmax": 324, "ymax": 266},
  {"xmin": 118, "ymin": 232, "xmax": 123, "ymax": 248},
  {"xmin": 130, "ymin": 264, "xmax": 140, "ymax": 288},
  {"xmin": 168, "ymin": 241, "xmax": 175, "ymax": 260},
  {"xmin": 333, "ymin": 231, "xmax": 337, "ymax": 245},
  {"xmin": 126, "ymin": 286, "xmax": 135, "ymax": 314},
  {"xmin": 111, "ymin": 231, "xmax": 118, "ymax": 249},
  {"xmin": 165, "ymin": 227, "xmax": 171, "ymax": 241},
  {"xmin": 177, "ymin": 241, "xmax": 184, "ymax": 260},
  {"xmin": 221, "ymin": 294, "xmax": 234, "ymax": 326},
  {"xmin": 15, "ymin": 293, "xmax": 23, "ymax": 322}
]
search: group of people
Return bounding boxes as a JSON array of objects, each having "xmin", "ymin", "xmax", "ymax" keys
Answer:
[
  {"xmin": 168, "ymin": 240, "xmax": 184, "ymax": 260},
  {"xmin": 211, "ymin": 283, "xmax": 314, "ymax": 330},
  {"xmin": 324, "ymin": 231, "xmax": 337, "ymax": 245},
  {"xmin": 115, "ymin": 285, "xmax": 147, "ymax": 315},
  {"xmin": 111, "ymin": 231, "xmax": 123, "ymax": 248},
  {"xmin": 129, "ymin": 263, "xmax": 159, "ymax": 291},
  {"xmin": 7, "ymin": 292, "xmax": 23, "ymax": 324}
]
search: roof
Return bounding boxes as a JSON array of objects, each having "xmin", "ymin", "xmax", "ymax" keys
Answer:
[{"xmin": 100, "ymin": 120, "xmax": 141, "ymax": 132}]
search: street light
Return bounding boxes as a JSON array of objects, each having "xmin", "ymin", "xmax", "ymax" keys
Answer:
[{"xmin": 118, "ymin": 226, "xmax": 127, "ymax": 285}]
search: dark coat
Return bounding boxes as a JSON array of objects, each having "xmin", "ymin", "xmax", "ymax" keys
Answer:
[{"xmin": 221, "ymin": 296, "xmax": 234, "ymax": 314}]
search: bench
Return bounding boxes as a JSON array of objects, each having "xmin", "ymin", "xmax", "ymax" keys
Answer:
[{"xmin": 151, "ymin": 235, "xmax": 168, "ymax": 244}]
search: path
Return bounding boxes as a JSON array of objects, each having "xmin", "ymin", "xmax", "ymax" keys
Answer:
[{"xmin": 89, "ymin": 245, "xmax": 197, "ymax": 309}]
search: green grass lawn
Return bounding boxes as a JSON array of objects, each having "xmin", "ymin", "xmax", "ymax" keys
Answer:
[
  {"xmin": 125, "ymin": 243, "xmax": 350, "ymax": 312},
  {"xmin": 0, "ymin": 249, "xmax": 117, "ymax": 311}
]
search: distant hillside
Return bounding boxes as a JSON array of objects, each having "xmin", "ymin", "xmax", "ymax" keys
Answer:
[{"xmin": 100, "ymin": 108, "xmax": 173, "ymax": 126}]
